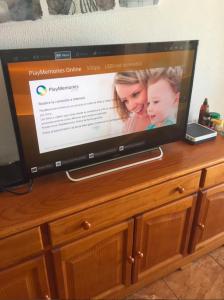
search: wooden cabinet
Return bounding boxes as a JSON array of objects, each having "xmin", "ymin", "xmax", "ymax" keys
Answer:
[
  {"xmin": 51, "ymin": 195, "xmax": 197, "ymax": 299},
  {"xmin": 48, "ymin": 172, "xmax": 200, "ymax": 299},
  {"xmin": 0, "ymin": 227, "xmax": 44, "ymax": 270},
  {"xmin": 201, "ymin": 162, "xmax": 224, "ymax": 188},
  {"xmin": 133, "ymin": 195, "xmax": 195, "ymax": 283},
  {"xmin": 190, "ymin": 183, "xmax": 224, "ymax": 252},
  {"xmin": 0, "ymin": 228, "xmax": 51, "ymax": 300},
  {"xmin": 49, "ymin": 171, "xmax": 201, "ymax": 246},
  {"xmin": 1, "ymin": 138, "xmax": 224, "ymax": 300},
  {"xmin": 53, "ymin": 220, "xmax": 134, "ymax": 300},
  {"xmin": 0, "ymin": 256, "xmax": 50, "ymax": 300}
]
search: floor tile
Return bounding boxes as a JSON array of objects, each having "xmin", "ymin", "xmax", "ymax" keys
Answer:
[
  {"xmin": 126, "ymin": 279, "xmax": 177, "ymax": 300},
  {"xmin": 210, "ymin": 246, "xmax": 224, "ymax": 268},
  {"xmin": 164, "ymin": 254, "xmax": 224, "ymax": 299}
]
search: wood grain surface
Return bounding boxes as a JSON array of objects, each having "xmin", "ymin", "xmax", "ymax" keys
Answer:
[{"xmin": 0, "ymin": 136, "xmax": 224, "ymax": 239}]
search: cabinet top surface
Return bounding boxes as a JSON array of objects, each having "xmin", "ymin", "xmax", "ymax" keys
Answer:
[{"xmin": 0, "ymin": 136, "xmax": 224, "ymax": 239}]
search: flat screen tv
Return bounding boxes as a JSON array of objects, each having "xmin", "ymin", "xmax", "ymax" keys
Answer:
[{"xmin": 0, "ymin": 40, "xmax": 198, "ymax": 182}]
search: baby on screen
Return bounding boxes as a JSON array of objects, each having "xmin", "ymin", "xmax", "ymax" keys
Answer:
[{"xmin": 146, "ymin": 67, "xmax": 182, "ymax": 130}]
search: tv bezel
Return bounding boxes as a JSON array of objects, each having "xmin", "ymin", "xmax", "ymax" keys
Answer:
[{"xmin": 0, "ymin": 40, "xmax": 198, "ymax": 183}]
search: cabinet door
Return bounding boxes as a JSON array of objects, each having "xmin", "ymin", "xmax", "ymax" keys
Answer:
[
  {"xmin": 0, "ymin": 256, "xmax": 50, "ymax": 300},
  {"xmin": 53, "ymin": 220, "xmax": 134, "ymax": 300},
  {"xmin": 133, "ymin": 195, "xmax": 195, "ymax": 283},
  {"xmin": 190, "ymin": 183, "xmax": 224, "ymax": 252}
]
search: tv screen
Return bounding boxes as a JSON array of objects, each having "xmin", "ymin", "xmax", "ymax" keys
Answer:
[{"xmin": 0, "ymin": 40, "xmax": 198, "ymax": 180}]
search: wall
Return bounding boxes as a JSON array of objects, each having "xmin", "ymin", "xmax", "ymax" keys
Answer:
[{"xmin": 0, "ymin": 0, "xmax": 224, "ymax": 164}]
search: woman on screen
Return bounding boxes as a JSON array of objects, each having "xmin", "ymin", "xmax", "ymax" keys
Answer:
[
  {"xmin": 113, "ymin": 70, "xmax": 150, "ymax": 134},
  {"xmin": 146, "ymin": 67, "xmax": 182, "ymax": 130}
]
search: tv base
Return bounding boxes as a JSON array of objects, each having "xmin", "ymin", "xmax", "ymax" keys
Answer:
[{"xmin": 66, "ymin": 147, "xmax": 163, "ymax": 182}]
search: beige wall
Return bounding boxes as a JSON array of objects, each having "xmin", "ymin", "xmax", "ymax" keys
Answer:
[{"xmin": 0, "ymin": 0, "xmax": 224, "ymax": 163}]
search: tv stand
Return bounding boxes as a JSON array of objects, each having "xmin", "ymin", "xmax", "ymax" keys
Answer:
[
  {"xmin": 1, "ymin": 137, "xmax": 224, "ymax": 300},
  {"xmin": 66, "ymin": 147, "xmax": 163, "ymax": 182}
]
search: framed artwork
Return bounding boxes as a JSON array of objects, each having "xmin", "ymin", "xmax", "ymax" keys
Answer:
[
  {"xmin": 0, "ymin": 0, "xmax": 159, "ymax": 23},
  {"xmin": 0, "ymin": 0, "xmax": 42, "ymax": 23},
  {"xmin": 46, "ymin": 0, "xmax": 159, "ymax": 14}
]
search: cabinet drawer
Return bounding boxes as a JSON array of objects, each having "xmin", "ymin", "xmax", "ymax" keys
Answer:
[
  {"xmin": 0, "ymin": 227, "xmax": 43, "ymax": 269},
  {"xmin": 203, "ymin": 162, "xmax": 224, "ymax": 188},
  {"xmin": 49, "ymin": 171, "xmax": 201, "ymax": 246}
]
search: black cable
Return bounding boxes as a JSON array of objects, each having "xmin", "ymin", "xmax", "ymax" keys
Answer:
[{"xmin": 0, "ymin": 178, "xmax": 33, "ymax": 195}]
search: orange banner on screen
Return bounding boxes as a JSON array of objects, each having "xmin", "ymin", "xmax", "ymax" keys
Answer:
[{"xmin": 8, "ymin": 50, "xmax": 194, "ymax": 116}]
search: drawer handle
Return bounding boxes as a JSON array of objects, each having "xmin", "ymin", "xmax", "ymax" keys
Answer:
[
  {"xmin": 136, "ymin": 251, "xmax": 144, "ymax": 259},
  {"xmin": 176, "ymin": 186, "xmax": 185, "ymax": 194},
  {"xmin": 45, "ymin": 295, "xmax": 51, "ymax": 300},
  {"xmin": 82, "ymin": 221, "xmax": 92, "ymax": 230},
  {"xmin": 197, "ymin": 223, "xmax": 205, "ymax": 230},
  {"xmin": 127, "ymin": 256, "xmax": 135, "ymax": 264}
]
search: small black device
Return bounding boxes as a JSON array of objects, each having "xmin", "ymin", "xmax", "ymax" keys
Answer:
[
  {"xmin": 0, "ymin": 161, "xmax": 24, "ymax": 190},
  {"xmin": 185, "ymin": 123, "xmax": 217, "ymax": 144}
]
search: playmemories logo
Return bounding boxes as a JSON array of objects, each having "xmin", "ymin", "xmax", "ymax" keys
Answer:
[
  {"xmin": 36, "ymin": 84, "xmax": 79, "ymax": 96},
  {"xmin": 36, "ymin": 85, "xmax": 47, "ymax": 96}
]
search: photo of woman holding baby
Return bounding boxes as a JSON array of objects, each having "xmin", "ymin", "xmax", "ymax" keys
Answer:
[
  {"xmin": 113, "ymin": 70, "xmax": 151, "ymax": 134},
  {"xmin": 113, "ymin": 66, "xmax": 182, "ymax": 134}
]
